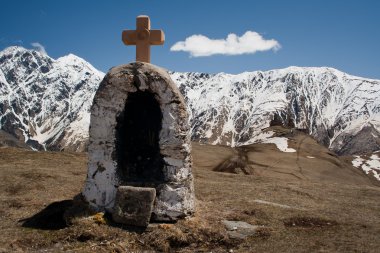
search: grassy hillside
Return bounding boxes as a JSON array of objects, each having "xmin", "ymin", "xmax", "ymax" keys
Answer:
[{"xmin": 0, "ymin": 133, "xmax": 379, "ymax": 252}]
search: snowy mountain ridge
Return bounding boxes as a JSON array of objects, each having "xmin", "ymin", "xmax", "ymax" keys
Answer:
[
  {"xmin": 0, "ymin": 46, "xmax": 104, "ymax": 151},
  {"xmin": 0, "ymin": 46, "xmax": 379, "ymax": 155},
  {"xmin": 172, "ymin": 67, "xmax": 380, "ymax": 155}
]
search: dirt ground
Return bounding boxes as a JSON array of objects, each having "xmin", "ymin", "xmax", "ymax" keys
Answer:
[{"xmin": 0, "ymin": 131, "xmax": 379, "ymax": 252}]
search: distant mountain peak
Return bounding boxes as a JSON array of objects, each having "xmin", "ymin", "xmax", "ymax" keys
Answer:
[
  {"xmin": 1, "ymin": 46, "xmax": 46, "ymax": 58},
  {"xmin": 57, "ymin": 53, "xmax": 89, "ymax": 65},
  {"xmin": 0, "ymin": 45, "xmax": 27, "ymax": 54}
]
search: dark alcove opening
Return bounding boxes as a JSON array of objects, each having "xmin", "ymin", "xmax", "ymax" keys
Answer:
[{"xmin": 115, "ymin": 90, "xmax": 165, "ymax": 187}]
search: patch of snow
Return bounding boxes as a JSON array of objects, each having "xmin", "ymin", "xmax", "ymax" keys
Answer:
[
  {"xmin": 263, "ymin": 137, "xmax": 296, "ymax": 153},
  {"xmin": 307, "ymin": 156, "xmax": 315, "ymax": 159},
  {"xmin": 243, "ymin": 131, "xmax": 275, "ymax": 145},
  {"xmin": 352, "ymin": 156, "xmax": 364, "ymax": 168},
  {"xmin": 352, "ymin": 154, "xmax": 380, "ymax": 181},
  {"xmin": 241, "ymin": 131, "xmax": 296, "ymax": 153}
]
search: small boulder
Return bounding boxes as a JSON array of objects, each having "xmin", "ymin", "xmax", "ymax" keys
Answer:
[
  {"xmin": 222, "ymin": 220, "xmax": 261, "ymax": 239},
  {"xmin": 112, "ymin": 186, "xmax": 156, "ymax": 227}
]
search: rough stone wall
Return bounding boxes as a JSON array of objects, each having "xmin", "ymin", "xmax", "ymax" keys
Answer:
[{"xmin": 82, "ymin": 62, "xmax": 194, "ymax": 221}]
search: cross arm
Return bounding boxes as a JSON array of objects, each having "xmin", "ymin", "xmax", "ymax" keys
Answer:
[
  {"xmin": 149, "ymin": 30, "xmax": 165, "ymax": 45},
  {"xmin": 122, "ymin": 30, "xmax": 137, "ymax": 45}
]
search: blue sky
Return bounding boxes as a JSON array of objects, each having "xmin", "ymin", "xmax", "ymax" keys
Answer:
[{"xmin": 1, "ymin": 0, "xmax": 379, "ymax": 79}]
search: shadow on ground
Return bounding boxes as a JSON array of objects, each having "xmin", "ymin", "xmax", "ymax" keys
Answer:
[
  {"xmin": 20, "ymin": 200, "xmax": 73, "ymax": 230},
  {"xmin": 19, "ymin": 198, "xmax": 151, "ymax": 233}
]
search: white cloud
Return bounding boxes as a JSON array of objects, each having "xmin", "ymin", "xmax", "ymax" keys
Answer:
[
  {"xmin": 31, "ymin": 42, "xmax": 47, "ymax": 55},
  {"xmin": 170, "ymin": 31, "xmax": 281, "ymax": 57}
]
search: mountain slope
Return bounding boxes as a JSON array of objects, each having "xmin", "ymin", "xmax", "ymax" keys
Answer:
[
  {"xmin": 172, "ymin": 67, "xmax": 380, "ymax": 155},
  {"xmin": 0, "ymin": 46, "xmax": 104, "ymax": 151}
]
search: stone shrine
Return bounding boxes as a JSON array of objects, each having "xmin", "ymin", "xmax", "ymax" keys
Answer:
[{"xmin": 82, "ymin": 16, "xmax": 195, "ymax": 223}]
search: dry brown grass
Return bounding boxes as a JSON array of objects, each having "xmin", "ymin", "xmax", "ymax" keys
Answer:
[{"xmin": 0, "ymin": 134, "xmax": 379, "ymax": 252}]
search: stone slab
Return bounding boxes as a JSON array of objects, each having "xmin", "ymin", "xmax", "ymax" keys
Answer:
[{"xmin": 112, "ymin": 186, "xmax": 156, "ymax": 227}]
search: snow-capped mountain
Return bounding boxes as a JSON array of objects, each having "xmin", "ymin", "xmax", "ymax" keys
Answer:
[
  {"xmin": 0, "ymin": 46, "xmax": 103, "ymax": 151},
  {"xmin": 172, "ymin": 68, "xmax": 380, "ymax": 155},
  {"xmin": 0, "ymin": 46, "xmax": 379, "ymax": 155}
]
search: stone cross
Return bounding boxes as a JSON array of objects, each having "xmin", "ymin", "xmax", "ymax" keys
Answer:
[{"xmin": 122, "ymin": 15, "xmax": 165, "ymax": 63}]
